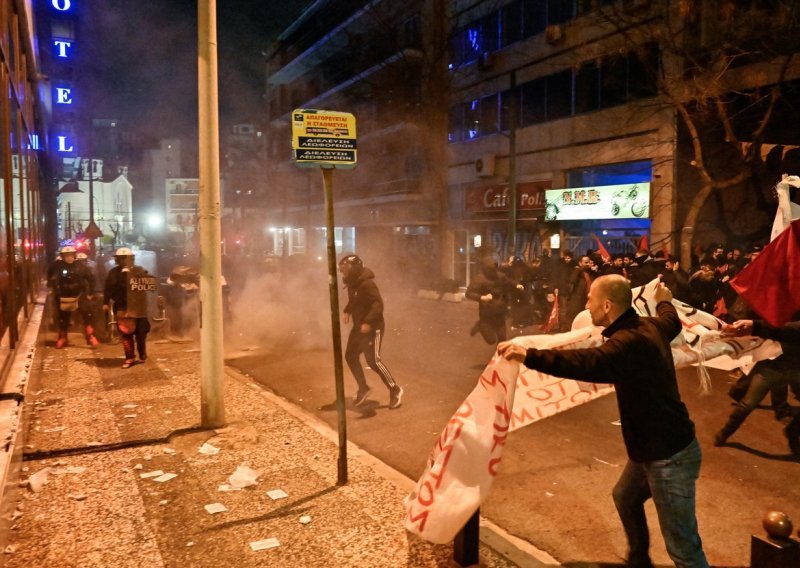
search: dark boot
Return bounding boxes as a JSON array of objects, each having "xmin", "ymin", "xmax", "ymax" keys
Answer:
[
  {"xmin": 785, "ymin": 417, "xmax": 800, "ymax": 456},
  {"xmin": 714, "ymin": 404, "xmax": 750, "ymax": 446},
  {"xmin": 85, "ymin": 325, "xmax": 99, "ymax": 347}
]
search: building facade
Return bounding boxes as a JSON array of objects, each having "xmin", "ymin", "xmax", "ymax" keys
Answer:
[
  {"xmin": 0, "ymin": 0, "xmax": 51, "ymax": 346},
  {"xmin": 264, "ymin": 0, "xmax": 447, "ymax": 286},
  {"xmin": 265, "ymin": 0, "xmax": 800, "ymax": 285}
]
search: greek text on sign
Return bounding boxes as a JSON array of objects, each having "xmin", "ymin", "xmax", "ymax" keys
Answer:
[
  {"xmin": 292, "ymin": 109, "xmax": 357, "ymax": 167},
  {"xmin": 129, "ymin": 276, "xmax": 158, "ymax": 292}
]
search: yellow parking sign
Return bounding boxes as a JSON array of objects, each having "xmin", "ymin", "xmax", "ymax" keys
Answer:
[{"xmin": 292, "ymin": 109, "xmax": 357, "ymax": 168}]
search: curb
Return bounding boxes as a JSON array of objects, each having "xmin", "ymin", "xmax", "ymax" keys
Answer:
[{"xmin": 224, "ymin": 365, "xmax": 560, "ymax": 567}]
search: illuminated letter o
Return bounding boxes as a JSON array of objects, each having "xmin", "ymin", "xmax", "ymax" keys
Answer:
[{"xmin": 52, "ymin": 0, "xmax": 71, "ymax": 11}]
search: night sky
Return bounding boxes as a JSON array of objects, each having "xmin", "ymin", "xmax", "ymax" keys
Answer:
[{"xmin": 83, "ymin": 0, "xmax": 312, "ymax": 141}]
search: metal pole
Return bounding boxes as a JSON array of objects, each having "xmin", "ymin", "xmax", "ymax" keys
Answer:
[
  {"xmin": 198, "ymin": 0, "xmax": 225, "ymax": 428},
  {"xmin": 507, "ymin": 72, "xmax": 518, "ymax": 259},
  {"xmin": 322, "ymin": 166, "xmax": 348, "ymax": 485},
  {"xmin": 453, "ymin": 508, "xmax": 480, "ymax": 566}
]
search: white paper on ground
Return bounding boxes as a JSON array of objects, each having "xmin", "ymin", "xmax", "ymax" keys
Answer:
[
  {"xmin": 153, "ymin": 473, "xmax": 177, "ymax": 483},
  {"xmin": 198, "ymin": 442, "xmax": 220, "ymax": 455},
  {"xmin": 28, "ymin": 468, "xmax": 50, "ymax": 492},
  {"xmin": 250, "ymin": 538, "xmax": 280, "ymax": 551},
  {"xmin": 228, "ymin": 464, "xmax": 259, "ymax": 489},
  {"xmin": 204, "ymin": 503, "xmax": 228, "ymax": 514},
  {"xmin": 140, "ymin": 470, "xmax": 165, "ymax": 479},
  {"xmin": 266, "ymin": 489, "xmax": 288, "ymax": 500}
]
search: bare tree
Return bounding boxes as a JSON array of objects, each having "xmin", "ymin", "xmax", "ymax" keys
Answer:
[{"xmin": 588, "ymin": 0, "xmax": 800, "ymax": 266}]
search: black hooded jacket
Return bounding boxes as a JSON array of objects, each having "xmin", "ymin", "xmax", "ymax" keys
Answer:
[
  {"xmin": 522, "ymin": 302, "xmax": 695, "ymax": 462},
  {"xmin": 342, "ymin": 266, "xmax": 385, "ymax": 330}
]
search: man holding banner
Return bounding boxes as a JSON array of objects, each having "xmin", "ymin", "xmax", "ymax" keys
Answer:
[{"xmin": 498, "ymin": 275, "xmax": 708, "ymax": 568}]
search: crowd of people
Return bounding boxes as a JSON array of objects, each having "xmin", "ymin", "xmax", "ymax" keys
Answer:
[
  {"xmin": 465, "ymin": 240, "xmax": 800, "ymax": 457},
  {"xmin": 466, "ymin": 242, "xmax": 766, "ymax": 340}
]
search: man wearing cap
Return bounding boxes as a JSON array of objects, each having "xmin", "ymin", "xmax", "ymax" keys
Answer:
[
  {"xmin": 338, "ymin": 254, "xmax": 403, "ymax": 409},
  {"xmin": 103, "ymin": 248, "xmax": 154, "ymax": 368}
]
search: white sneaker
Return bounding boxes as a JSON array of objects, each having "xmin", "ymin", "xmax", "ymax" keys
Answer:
[{"xmin": 389, "ymin": 386, "xmax": 404, "ymax": 410}]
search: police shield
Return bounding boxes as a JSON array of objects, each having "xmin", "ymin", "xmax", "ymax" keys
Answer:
[{"xmin": 124, "ymin": 266, "xmax": 158, "ymax": 317}]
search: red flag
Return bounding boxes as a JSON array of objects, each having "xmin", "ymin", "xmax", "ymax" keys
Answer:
[
  {"xmin": 730, "ymin": 219, "xmax": 800, "ymax": 327},
  {"xmin": 541, "ymin": 289, "xmax": 559, "ymax": 333},
  {"xmin": 637, "ymin": 234, "xmax": 649, "ymax": 253},
  {"xmin": 591, "ymin": 234, "xmax": 611, "ymax": 263}
]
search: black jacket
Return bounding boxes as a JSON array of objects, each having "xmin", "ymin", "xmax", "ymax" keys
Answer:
[
  {"xmin": 47, "ymin": 259, "xmax": 93, "ymax": 298},
  {"xmin": 751, "ymin": 320, "xmax": 800, "ymax": 373},
  {"xmin": 466, "ymin": 266, "xmax": 511, "ymax": 319},
  {"xmin": 343, "ymin": 267, "xmax": 385, "ymax": 330},
  {"xmin": 522, "ymin": 301, "xmax": 695, "ymax": 462}
]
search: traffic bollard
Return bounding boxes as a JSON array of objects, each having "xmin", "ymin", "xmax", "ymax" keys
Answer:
[{"xmin": 453, "ymin": 508, "xmax": 480, "ymax": 566}]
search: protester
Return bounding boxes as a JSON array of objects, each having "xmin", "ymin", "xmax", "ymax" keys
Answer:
[
  {"xmin": 498, "ymin": 275, "xmax": 708, "ymax": 568},
  {"xmin": 717, "ymin": 318, "xmax": 800, "ymax": 455},
  {"xmin": 503, "ymin": 257, "xmax": 536, "ymax": 330},
  {"xmin": 466, "ymin": 252, "xmax": 512, "ymax": 344},
  {"xmin": 103, "ymin": 248, "xmax": 154, "ymax": 368},
  {"xmin": 339, "ymin": 254, "xmax": 403, "ymax": 409},
  {"xmin": 564, "ymin": 254, "xmax": 595, "ymax": 330}
]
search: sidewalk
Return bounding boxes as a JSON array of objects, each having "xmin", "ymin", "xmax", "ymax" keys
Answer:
[{"xmin": 1, "ymin": 317, "xmax": 524, "ymax": 567}]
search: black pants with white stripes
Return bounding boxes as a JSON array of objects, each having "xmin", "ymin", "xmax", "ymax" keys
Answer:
[{"xmin": 345, "ymin": 326, "xmax": 397, "ymax": 392}]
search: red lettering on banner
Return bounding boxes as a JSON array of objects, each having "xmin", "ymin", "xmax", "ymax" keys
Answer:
[
  {"xmin": 455, "ymin": 401, "xmax": 474, "ymax": 418},
  {"xmin": 570, "ymin": 391, "xmax": 592, "ymax": 403},
  {"xmin": 511, "ymin": 408, "xmax": 537, "ymax": 428},
  {"xmin": 525, "ymin": 388, "xmax": 553, "ymax": 401},
  {"xmin": 488, "ymin": 457, "xmax": 502, "ymax": 476},
  {"xmin": 407, "ymin": 507, "xmax": 431, "ymax": 532},
  {"xmin": 418, "ymin": 480, "xmax": 436, "ymax": 506},
  {"xmin": 491, "ymin": 402, "xmax": 511, "ymax": 453},
  {"xmin": 480, "ymin": 369, "xmax": 507, "ymax": 393}
]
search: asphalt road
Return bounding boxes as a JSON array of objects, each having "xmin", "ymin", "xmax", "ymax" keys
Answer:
[{"xmin": 227, "ymin": 292, "xmax": 800, "ymax": 567}]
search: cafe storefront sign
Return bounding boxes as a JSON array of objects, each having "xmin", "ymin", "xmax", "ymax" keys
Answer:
[
  {"xmin": 465, "ymin": 181, "xmax": 550, "ymax": 214},
  {"xmin": 544, "ymin": 182, "xmax": 650, "ymax": 221}
]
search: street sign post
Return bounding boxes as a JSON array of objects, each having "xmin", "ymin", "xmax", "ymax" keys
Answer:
[
  {"xmin": 292, "ymin": 109, "xmax": 357, "ymax": 486},
  {"xmin": 292, "ymin": 109, "xmax": 357, "ymax": 168}
]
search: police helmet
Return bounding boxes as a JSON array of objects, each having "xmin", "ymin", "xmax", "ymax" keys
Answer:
[
  {"xmin": 115, "ymin": 247, "xmax": 134, "ymax": 257},
  {"xmin": 76, "ymin": 252, "xmax": 88, "ymax": 260},
  {"xmin": 60, "ymin": 245, "xmax": 77, "ymax": 254},
  {"xmin": 338, "ymin": 254, "xmax": 363, "ymax": 270}
]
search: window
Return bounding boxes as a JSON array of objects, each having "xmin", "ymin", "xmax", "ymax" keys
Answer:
[
  {"xmin": 501, "ymin": 1, "xmax": 523, "ymax": 47},
  {"xmin": 480, "ymin": 12, "xmax": 500, "ymax": 54},
  {"xmin": 465, "ymin": 99, "xmax": 480, "ymax": 140},
  {"xmin": 575, "ymin": 61, "xmax": 600, "ymax": 114},
  {"xmin": 547, "ymin": 0, "xmax": 575, "ymax": 25},
  {"xmin": 520, "ymin": 78, "xmax": 546, "ymax": 126},
  {"xmin": 601, "ymin": 55, "xmax": 627, "ymax": 108},
  {"xmin": 523, "ymin": 0, "xmax": 547, "ymax": 38},
  {"xmin": 500, "ymin": 89, "xmax": 521, "ymax": 131},
  {"xmin": 567, "ymin": 160, "xmax": 652, "ymax": 188},
  {"xmin": 546, "ymin": 70, "xmax": 573, "ymax": 120},
  {"xmin": 479, "ymin": 94, "xmax": 499, "ymax": 136},
  {"xmin": 448, "ymin": 104, "xmax": 464, "ymax": 143},
  {"xmin": 628, "ymin": 44, "xmax": 660, "ymax": 99}
]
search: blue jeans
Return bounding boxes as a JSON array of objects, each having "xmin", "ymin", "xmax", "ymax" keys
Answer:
[{"xmin": 613, "ymin": 438, "xmax": 708, "ymax": 568}]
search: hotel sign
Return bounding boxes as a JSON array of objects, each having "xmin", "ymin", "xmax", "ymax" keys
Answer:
[
  {"xmin": 465, "ymin": 181, "xmax": 550, "ymax": 213},
  {"xmin": 544, "ymin": 182, "xmax": 650, "ymax": 221}
]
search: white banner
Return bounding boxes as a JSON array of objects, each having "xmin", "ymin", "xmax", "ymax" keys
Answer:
[{"xmin": 405, "ymin": 279, "xmax": 781, "ymax": 543}]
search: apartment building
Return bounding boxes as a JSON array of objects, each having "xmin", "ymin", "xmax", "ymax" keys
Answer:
[{"xmin": 266, "ymin": 0, "xmax": 800, "ymax": 284}]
